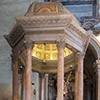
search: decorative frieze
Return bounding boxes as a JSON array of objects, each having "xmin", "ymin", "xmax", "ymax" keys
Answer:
[{"xmin": 16, "ymin": 17, "xmax": 71, "ymax": 28}]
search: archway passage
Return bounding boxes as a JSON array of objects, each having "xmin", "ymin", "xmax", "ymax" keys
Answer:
[
  {"xmin": 4, "ymin": 2, "xmax": 92, "ymax": 100},
  {"xmin": 84, "ymin": 46, "xmax": 98, "ymax": 100}
]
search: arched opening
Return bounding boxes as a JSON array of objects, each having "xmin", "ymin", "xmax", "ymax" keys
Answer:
[{"xmin": 84, "ymin": 45, "xmax": 98, "ymax": 100}]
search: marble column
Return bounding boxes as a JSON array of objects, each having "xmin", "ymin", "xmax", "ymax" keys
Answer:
[
  {"xmin": 77, "ymin": 53, "xmax": 84, "ymax": 100},
  {"xmin": 96, "ymin": 59, "xmax": 100, "ymax": 100},
  {"xmin": 45, "ymin": 74, "xmax": 49, "ymax": 100},
  {"xmin": 21, "ymin": 67, "xmax": 25, "ymax": 100},
  {"xmin": 12, "ymin": 53, "xmax": 19, "ymax": 100},
  {"xmin": 25, "ymin": 41, "xmax": 33, "ymax": 100},
  {"xmin": 57, "ymin": 40, "xmax": 65, "ymax": 100},
  {"xmin": 75, "ymin": 65, "xmax": 78, "ymax": 100},
  {"xmin": 39, "ymin": 74, "xmax": 45, "ymax": 100}
]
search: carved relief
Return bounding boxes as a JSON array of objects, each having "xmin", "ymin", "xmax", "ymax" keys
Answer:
[
  {"xmin": 34, "ymin": 3, "xmax": 58, "ymax": 13},
  {"xmin": 26, "ymin": 2, "xmax": 68, "ymax": 15},
  {"xmin": 17, "ymin": 17, "xmax": 71, "ymax": 28},
  {"xmin": 82, "ymin": 22, "xmax": 94, "ymax": 30},
  {"xmin": 81, "ymin": 17, "xmax": 99, "ymax": 35}
]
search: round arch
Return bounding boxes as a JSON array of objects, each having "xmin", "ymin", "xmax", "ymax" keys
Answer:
[{"xmin": 89, "ymin": 35, "xmax": 100, "ymax": 59}]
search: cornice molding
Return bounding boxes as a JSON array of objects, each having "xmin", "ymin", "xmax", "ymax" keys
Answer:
[
  {"xmin": 68, "ymin": 24, "xmax": 87, "ymax": 42},
  {"xmin": 16, "ymin": 16, "xmax": 72, "ymax": 28}
]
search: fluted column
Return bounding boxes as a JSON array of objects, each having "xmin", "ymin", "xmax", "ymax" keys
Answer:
[
  {"xmin": 39, "ymin": 74, "xmax": 45, "ymax": 100},
  {"xmin": 96, "ymin": 59, "xmax": 100, "ymax": 100},
  {"xmin": 12, "ymin": 52, "xmax": 19, "ymax": 100},
  {"xmin": 57, "ymin": 40, "xmax": 65, "ymax": 100},
  {"xmin": 77, "ymin": 53, "xmax": 84, "ymax": 100},
  {"xmin": 21, "ymin": 67, "xmax": 25, "ymax": 100},
  {"xmin": 25, "ymin": 40, "xmax": 33, "ymax": 100}
]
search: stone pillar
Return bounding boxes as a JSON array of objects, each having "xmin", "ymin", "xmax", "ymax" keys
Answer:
[
  {"xmin": 21, "ymin": 67, "xmax": 25, "ymax": 100},
  {"xmin": 25, "ymin": 40, "xmax": 33, "ymax": 100},
  {"xmin": 57, "ymin": 40, "xmax": 65, "ymax": 100},
  {"xmin": 96, "ymin": 59, "xmax": 100, "ymax": 100},
  {"xmin": 45, "ymin": 74, "xmax": 49, "ymax": 100},
  {"xmin": 77, "ymin": 53, "xmax": 84, "ymax": 100},
  {"xmin": 12, "ymin": 52, "xmax": 19, "ymax": 100},
  {"xmin": 74, "ymin": 66, "xmax": 78, "ymax": 100},
  {"xmin": 39, "ymin": 74, "xmax": 45, "ymax": 100}
]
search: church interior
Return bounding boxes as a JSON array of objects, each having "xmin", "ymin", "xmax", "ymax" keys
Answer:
[{"xmin": 0, "ymin": 0, "xmax": 100, "ymax": 100}]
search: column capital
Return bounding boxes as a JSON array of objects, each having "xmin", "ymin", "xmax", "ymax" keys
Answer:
[
  {"xmin": 11, "ymin": 51, "xmax": 19, "ymax": 63},
  {"xmin": 56, "ymin": 38, "xmax": 66, "ymax": 48},
  {"xmin": 24, "ymin": 40, "xmax": 34, "ymax": 50},
  {"xmin": 76, "ymin": 52, "xmax": 84, "ymax": 60}
]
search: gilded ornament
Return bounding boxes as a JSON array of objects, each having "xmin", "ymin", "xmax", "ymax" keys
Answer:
[
  {"xmin": 32, "ymin": 44, "xmax": 72, "ymax": 60},
  {"xmin": 34, "ymin": 3, "xmax": 58, "ymax": 13}
]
